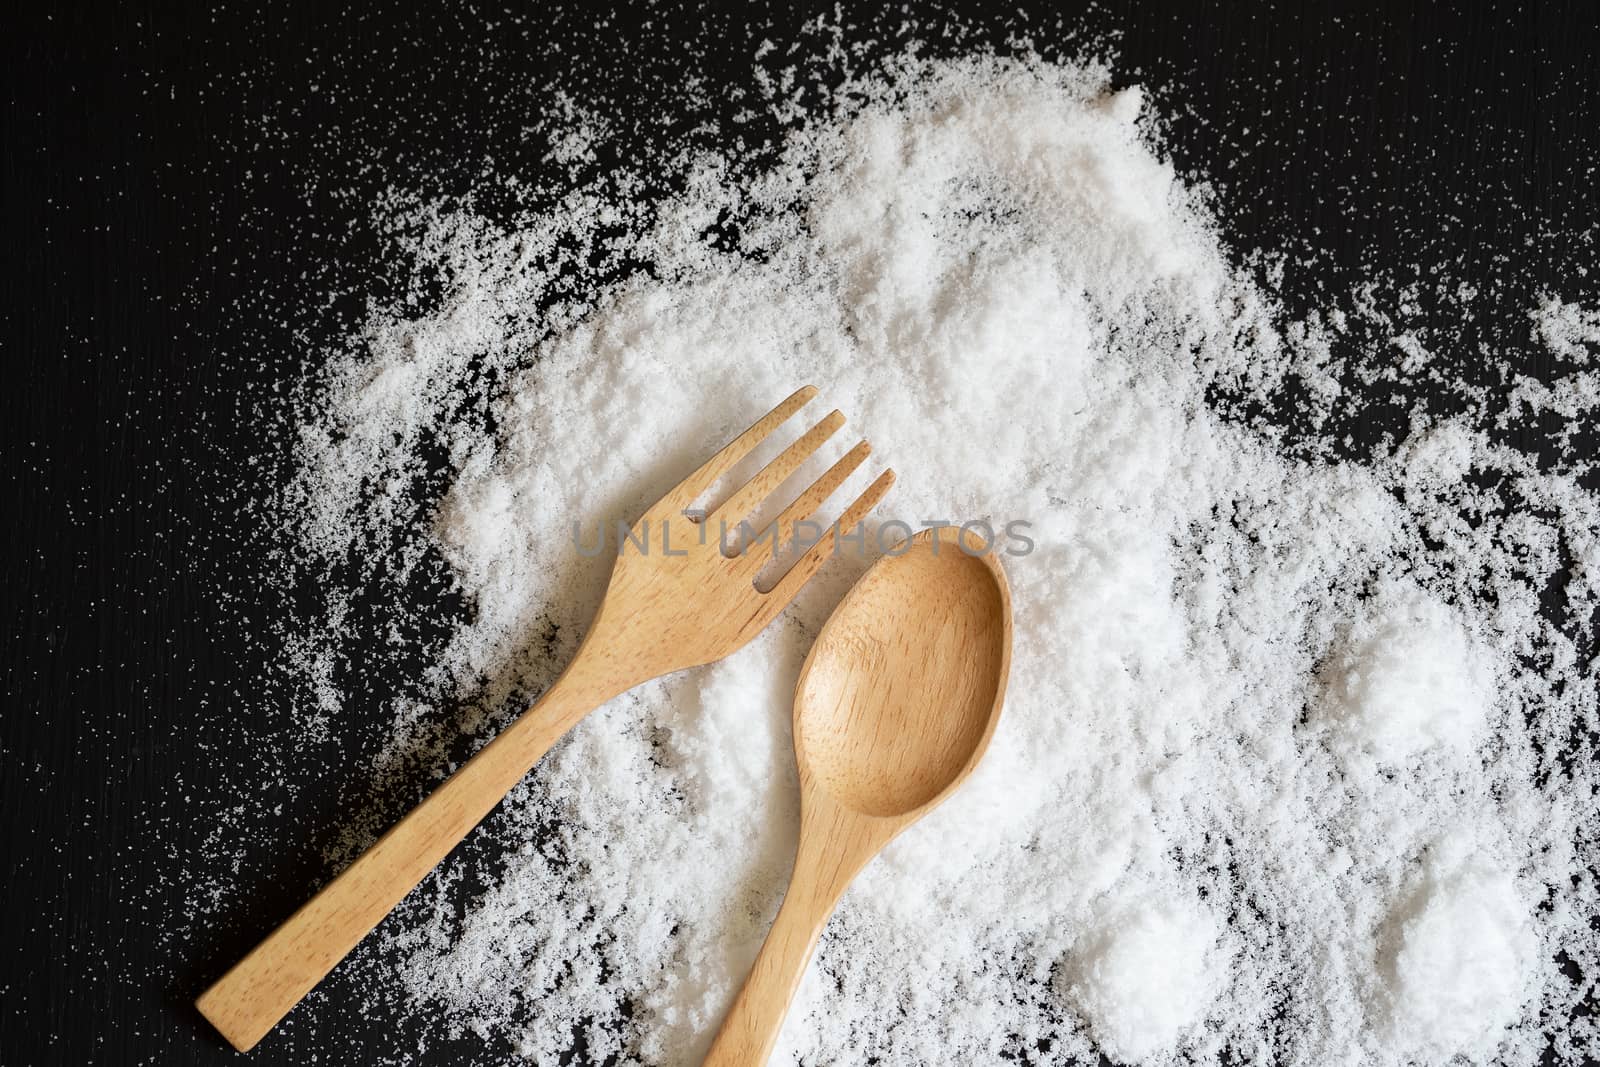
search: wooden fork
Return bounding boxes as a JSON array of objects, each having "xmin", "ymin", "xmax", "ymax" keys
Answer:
[{"xmin": 196, "ymin": 386, "xmax": 894, "ymax": 1052}]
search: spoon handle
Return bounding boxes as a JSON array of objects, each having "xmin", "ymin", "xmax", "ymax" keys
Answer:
[
  {"xmin": 704, "ymin": 801, "xmax": 885, "ymax": 1066},
  {"xmin": 702, "ymin": 881, "xmax": 835, "ymax": 1067}
]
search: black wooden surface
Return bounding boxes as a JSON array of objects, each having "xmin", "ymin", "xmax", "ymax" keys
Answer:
[{"xmin": 4, "ymin": 3, "xmax": 1598, "ymax": 1065}]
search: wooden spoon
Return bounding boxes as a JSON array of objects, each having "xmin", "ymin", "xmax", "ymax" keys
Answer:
[{"xmin": 702, "ymin": 525, "xmax": 1012, "ymax": 1066}]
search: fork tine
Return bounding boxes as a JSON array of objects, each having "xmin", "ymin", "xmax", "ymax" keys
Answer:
[
  {"xmin": 712, "ymin": 409, "xmax": 845, "ymax": 530},
  {"xmin": 733, "ymin": 441, "xmax": 872, "ymax": 572},
  {"xmin": 763, "ymin": 469, "xmax": 896, "ymax": 600},
  {"xmin": 673, "ymin": 386, "xmax": 819, "ymax": 508}
]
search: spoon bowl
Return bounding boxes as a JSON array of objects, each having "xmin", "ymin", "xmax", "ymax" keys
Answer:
[
  {"xmin": 703, "ymin": 526, "xmax": 1012, "ymax": 1066},
  {"xmin": 796, "ymin": 530, "xmax": 1010, "ymax": 818}
]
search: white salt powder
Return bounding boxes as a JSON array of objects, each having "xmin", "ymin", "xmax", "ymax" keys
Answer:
[
  {"xmin": 1380, "ymin": 835, "xmax": 1537, "ymax": 1064},
  {"xmin": 212, "ymin": 46, "xmax": 1599, "ymax": 1067},
  {"xmin": 1317, "ymin": 580, "xmax": 1494, "ymax": 764},
  {"xmin": 1533, "ymin": 296, "xmax": 1600, "ymax": 364},
  {"xmin": 1064, "ymin": 898, "xmax": 1219, "ymax": 1063}
]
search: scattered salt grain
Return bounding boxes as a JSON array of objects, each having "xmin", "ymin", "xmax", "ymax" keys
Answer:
[{"xmin": 1533, "ymin": 296, "xmax": 1600, "ymax": 364}]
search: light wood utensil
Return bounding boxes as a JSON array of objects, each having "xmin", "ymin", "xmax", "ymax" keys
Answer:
[
  {"xmin": 702, "ymin": 525, "xmax": 1012, "ymax": 1066},
  {"xmin": 196, "ymin": 386, "xmax": 894, "ymax": 1052}
]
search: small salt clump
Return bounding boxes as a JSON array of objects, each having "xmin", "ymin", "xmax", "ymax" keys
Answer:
[
  {"xmin": 1318, "ymin": 580, "xmax": 1494, "ymax": 765},
  {"xmin": 1378, "ymin": 837, "xmax": 1535, "ymax": 1063},
  {"xmin": 1065, "ymin": 898, "xmax": 1219, "ymax": 1063},
  {"xmin": 1532, "ymin": 295, "xmax": 1600, "ymax": 363}
]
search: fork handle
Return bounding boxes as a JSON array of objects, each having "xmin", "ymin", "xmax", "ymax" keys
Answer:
[{"xmin": 195, "ymin": 663, "xmax": 620, "ymax": 1052}]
